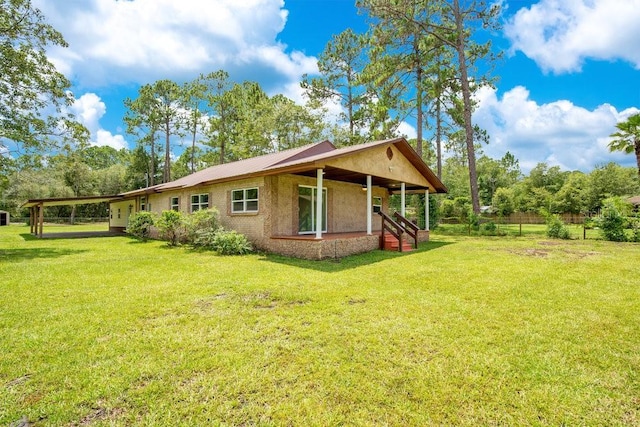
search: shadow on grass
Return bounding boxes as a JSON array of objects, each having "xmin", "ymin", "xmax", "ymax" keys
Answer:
[
  {"xmin": 0, "ymin": 247, "xmax": 88, "ymax": 262},
  {"xmin": 260, "ymin": 240, "xmax": 454, "ymax": 272}
]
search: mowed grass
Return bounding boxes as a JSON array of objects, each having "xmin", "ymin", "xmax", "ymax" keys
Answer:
[{"xmin": 1, "ymin": 224, "xmax": 639, "ymax": 426}]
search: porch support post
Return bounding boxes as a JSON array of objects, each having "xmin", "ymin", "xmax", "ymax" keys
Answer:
[
  {"xmin": 315, "ymin": 168, "xmax": 323, "ymax": 239},
  {"xmin": 30, "ymin": 207, "xmax": 34, "ymax": 234},
  {"xmin": 38, "ymin": 202, "xmax": 44, "ymax": 238},
  {"xmin": 401, "ymin": 182, "xmax": 406, "ymax": 217},
  {"xmin": 425, "ymin": 189, "xmax": 430, "ymax": 231},
  {"xmin": 366, "ymin": 175, "xmax": 372, "ymax": 235}
]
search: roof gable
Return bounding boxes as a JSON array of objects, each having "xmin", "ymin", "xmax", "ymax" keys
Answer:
[{"xmin": 122, "ymin": 138, "xmax": 446, "ymax": 196}]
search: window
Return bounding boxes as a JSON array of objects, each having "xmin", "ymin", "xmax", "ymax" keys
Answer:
[
  {"xmin": 373, "ymin": 196, "xmax": 382, "ymax": 213},
  {"xmin": 232, "ymin": 188, "xmax": 259, "ymax": 213},
  {"xmin": 191, "ymin": 194, "xmax": 209, "ymax": 212},
  {"xmin": 140, "ymin": 196, "xmax": 146, "ymax": 211},
  {"xmin": 170, "ymin": 197, "xmax": 179, "ymax": 211}
]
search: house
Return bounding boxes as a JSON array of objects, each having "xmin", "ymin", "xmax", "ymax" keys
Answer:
[{"xmin": 26, "ymin": 138, "xmax": 447, "ymax": 259}]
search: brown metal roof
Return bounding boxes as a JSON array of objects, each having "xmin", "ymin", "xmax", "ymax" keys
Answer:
[
  {"xmin": 24, "ymin": 138, "xmax": 446, "ymax": 209},
  {"xmin": 126, "ymin": 137, "xmax": 446, "ymax": 195}
]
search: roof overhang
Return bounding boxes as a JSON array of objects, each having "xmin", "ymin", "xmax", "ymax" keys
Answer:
[{"xmin": 22, "ymin": 195, "xmax": 124, "ymax": 208}]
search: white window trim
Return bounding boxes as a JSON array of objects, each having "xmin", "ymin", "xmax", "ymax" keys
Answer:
[
  {"xmin": 170, "ymin": 196, "xmax": 179, "ymax": 211},
  {"xmin": 373, "ymin": 196, "xmax": 382, "ymax": 213},
  {"xmin": 191, "ymin": 193, "xmax": 209, "ymax": 212},
  {"xmin": 298, "ymin": 185, "xmax": 327, "ymax": 234},
  {"xmin": 231, "ymin": 187, "xmax": 259, "ymax": 213}
]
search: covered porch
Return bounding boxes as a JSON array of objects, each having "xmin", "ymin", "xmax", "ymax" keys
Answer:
[{"xmin": 22, "ymin": 195, "xmax": 123, "ymax": 238}]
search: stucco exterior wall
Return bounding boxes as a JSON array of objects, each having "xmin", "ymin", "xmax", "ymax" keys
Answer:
[
  {"xmin": 124, "ymin": 173, "xmax": 400, "ymax": 258},
  {"xmin": 326, "ymin": 144, "xmax": 430, "ymax": 188},
  {"xmin": 144, "ymin": 177, "xmax": 268, "ymax": 243},
  {"xmin": 109, "ymin": 200, "xmax": 133, "ymax": 230},
  {"xmin": 269, "ymin": 174, "xmax": 387, "ymax": 237}
]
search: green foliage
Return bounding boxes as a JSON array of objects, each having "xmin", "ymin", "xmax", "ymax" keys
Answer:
[
  {"xmin": 597, "ymin": 199, "xmax": 629, "ymax": 242},
  {"xmin": 545, "ymin": 214, "xmax": 571, "ymax": 240},
  {"xmin": 209, "ymin": 229, "xmax": 253, "ymax": 255},
  {"xmin": 609, "ymin": 113, "xmax": 640, "ymax": 176},
  {"xmin": 185, "ymin": 208, "xmax": 221, "ymax": 244},
  {"xmin": 156, "ymin": 210, "xmax": 185, "ymax": 246},
  {"xmin": 630, "ymin": 216, "xmax": 640, "ymax": 243},
  {"xmin": 492, "ymin": 187, "xmax": 515, "ymax": 217},
  {"xmin": 0, "ymin": 0, "xmax": 89, "ymax": 160},
  {"xmin": 126, "ymin": 211, "xmax": 155, "ymax": 241},
  {"xmin": 480, "ymin": 220, "xmax": 499, "ymax": 236}
]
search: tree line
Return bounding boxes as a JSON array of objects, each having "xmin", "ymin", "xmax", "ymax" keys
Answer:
[{"xmin": 2, "ymin": 0, "xmax": 639, "ymax": 222}]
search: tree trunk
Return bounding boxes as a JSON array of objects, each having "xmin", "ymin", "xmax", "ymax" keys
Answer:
[
  {"xmin": 635, "ymin": 138, "xmax": 640, "ymax": 177},
  {"xmin": 70, "ymin": 204, "xmax": 76, "ymax": 225},
  {"xmin": 454, "ymin": 0, "xmax": 480, "ymax": 214},
  {"xmin": 191, "ymin": 106, "xmax": 198, "ymax": 174},
  {"xmin": 164, "ymin": 119, "xmax": 171, "ymax": 183},
  {"xmin": 436, "ymin": 99, "xmax": 442, "ymax": 179},
  {"xmin": 415, "ymin": 38, "xmax": 423, "ymax": 158},
  {"xmin": 149, "ymin": 130, "xmax": 156, "ymax": 187}
]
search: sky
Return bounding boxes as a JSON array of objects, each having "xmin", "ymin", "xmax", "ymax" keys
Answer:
[{"xmin": 32, "ymin": 0, "xmax": 640, "ymax": 174}]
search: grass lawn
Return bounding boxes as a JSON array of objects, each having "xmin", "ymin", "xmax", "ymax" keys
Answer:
[{"xmin": 1, "ymin": 224, "xmax": 639, "ymax": 425}]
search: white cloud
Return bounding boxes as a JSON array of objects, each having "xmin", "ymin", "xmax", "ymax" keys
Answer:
[
  {"xmin": 34, "ymin": 0, "xmax": 316, "ymax": 90},
  {"xmin": 505, "ymin": 0, "xmax": 640, "ymax": 73},
  {"xmin": 71, "ymin": 93, "xmax": 128, "ymax": 150},
  {"xmin": 396, "ymin": 121, "xmax": 417, "ymax": 140},
  {"xmin": 473, "ymin": 85, "xmax": 640, "ymax": 172}
]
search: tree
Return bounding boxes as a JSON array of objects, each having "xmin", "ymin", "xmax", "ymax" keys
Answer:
[
  {"xmin": 200, "ymin": 70, "xmax": 234, "ymax": 165},
  {"xmin": 0, "ymin": 0, "xmax": 88, "ymax": 161},
  {"xmin": 553, "ymin": 171, "xmax": 588, "ymax": 214},
  {"xmin": 124, "ymin": 80, "xmax": 186, "ymax": 184},
  {"xmin": 358, "ymin": 1, "xmax": 440, "ymax": 156},
  {"xmin": 182, "ymin": 78, "xmax": 207, "ymax": 174},
  {"xmin": 584, "ymin": 162, "xmax": 640, "ymax": 212},
  {"xmin": 476, "ymin": 152, "xmax": 520, "ymax": 206},
  {"xmin": 302, "ymin": 29, "xmax": 372, "ymax": 146},
  {"xmin": 359, "ymin": 0, "xmax": 500, "ymax": 214},
  {"xmin": 609, "ymin": 113, "xmax": 640, "ymax": 177},
  {"xmin": 269, "ymin": 94, "xmax": 324, "ymax": 151}
]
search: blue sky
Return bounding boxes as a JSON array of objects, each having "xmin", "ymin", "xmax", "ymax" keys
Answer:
[{"xmin": 33, "ymin": 0, "xmax": 640, "ymax": 173}]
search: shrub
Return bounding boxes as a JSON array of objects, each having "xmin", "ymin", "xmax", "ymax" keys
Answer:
[
  {"xmin": 184, "ymin": 208, "xmax": 220, "ymax": 244},
  {"xmin": 481, "ymin": 221, "xmax": 497, "ymax": 234},
  {"xmin": 630, "ymin": 217, "xmax": 640, "ymax": 243},
  {"xmin": 546, "ymin": 214, "xmax": 571, "ymax": 239},
  {"xmin": 210, "ymin": 230, "xmax": 252, "ymax": 255},
  {"xmin": 126, "ymin": 211, "xmax": 155, "ymax": 241},
  {"xmin": 156, "ymin": 210, "xmax": 185, "ymax": 246},
  {"xmin": 598, "ymin": 201, "xmax": 627, "ymax": 242}
]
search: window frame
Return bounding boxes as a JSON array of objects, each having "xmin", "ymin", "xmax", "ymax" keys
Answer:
[
  {"xmin": 372, "ymin": 196, "xmax": 382, "ymax": 213},
  {"xmin": 190, "ymin": 193, "xmax": 209, "ymax": 212},
  {"xmin": 170, "ymin": 196, "xmax": 179, "ymax": 212},
  {"xmin": 231, "ymin": 187, "xmax": 259, "ymax": 214},
  {"xmin": 140, "ymin": 196, "xmax": 146, "ymax": 211}
]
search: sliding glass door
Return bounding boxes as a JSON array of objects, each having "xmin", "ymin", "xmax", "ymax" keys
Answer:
[{"xmin": 298, "ymin": 186, "xmax": 327, "ymax": 234}]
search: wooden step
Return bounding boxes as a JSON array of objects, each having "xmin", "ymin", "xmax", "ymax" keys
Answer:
[{"xmin": 381, "ymin": 235, "xmax": 414, "ymax": 252}]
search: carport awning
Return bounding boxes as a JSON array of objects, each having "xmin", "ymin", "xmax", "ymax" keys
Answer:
[{"xmin": 22, "ymin": 195, "xmax": 124, "ymax": 208}]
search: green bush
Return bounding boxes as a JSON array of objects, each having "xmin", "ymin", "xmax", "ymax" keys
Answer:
[
  {"xmin": 126, "ymin": 211, "xmax": 155, "ymax": 241},
  {"xmin": 597, "ymin": 201, "xmax": 627, "ymax": 242},
  {"xmin": 184, "ymin": 208, "xmax": 220, "ymax": 244},
  {"xmin": 481, "ymin": 221, "xmax": 497, "ymax": 234},
  {"xmin": 546, "ymin": 214, "xmax": 571, "ymax": 239},
  {"xmin": 630, "ymin": 217, "xmax": 640, "ymax": 243},
  {"xmin": 156, "ymin": 210, "xmax": 185, "ymax": 246},
  {"xmin": 210, "ymin": 230, "xmax": 252, "ymax": 255}
]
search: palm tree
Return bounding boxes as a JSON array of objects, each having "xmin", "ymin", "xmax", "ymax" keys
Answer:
[{"xmin": 609, "ymin": 113, "xmax": 640, "ymax": 177}]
